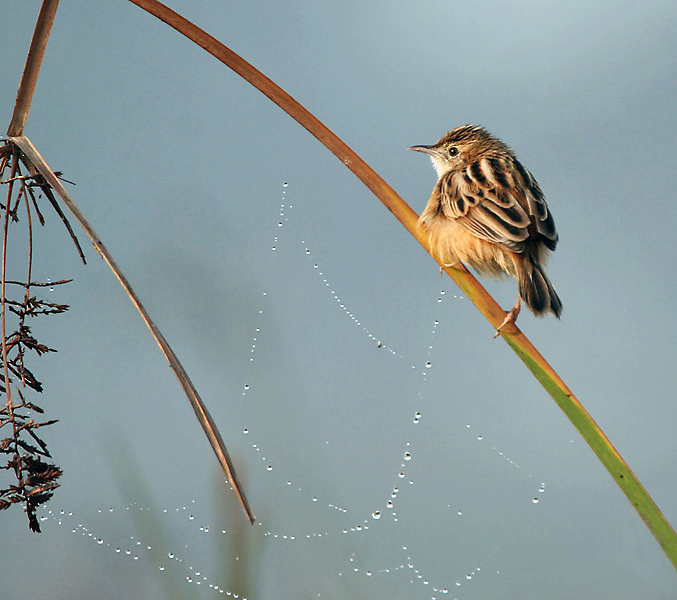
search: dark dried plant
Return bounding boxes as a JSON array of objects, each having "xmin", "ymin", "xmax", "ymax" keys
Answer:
[{"xmin": 0, "ymin": 141, "xmax": 74, "ymax": 532}]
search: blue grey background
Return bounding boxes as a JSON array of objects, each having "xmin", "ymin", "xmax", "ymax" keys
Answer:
[{"xmin": 2, "ymin": 1, "xmax": 676, "ymax": 598}]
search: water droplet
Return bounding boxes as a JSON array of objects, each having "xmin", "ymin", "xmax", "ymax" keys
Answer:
[
  {"xmin": 159, "ymin": 566, "xmax": 165, "ymax": 571},
  {"xmin": 372, "ymin": 511, "xmax": 381, "ymax": 520},
  {"xmin": 403, "ymin": 452, "xmax": 412, "ymax": 461},
  {"xmin": 314, "ymin": 264, "xmax": 318, "ymax": 269},
  {"xmin": 413, "ymin": 412, "xmax": 421, "ymax": 423},
  {"xmin": 282, "ymin": 182, "xmax": 288, "ymax": 187},
  {"xmin": 387, "ymin": 501, "xmax": 393, "ymax": 508},
  {"xmin": 266, "ymin": 465, "xmax": 273, "ymax": 471},
  {"xmin": 189, "ymin": 515, "xmax": 194, "ymax": 520},
  {"xmin": 477, "ymin": 435, "xmax": 483, "ymax": 441},
  {"xmin": 243, "ymin": 384, "xmax": 249, "ymax": 390},
  {"xmin": 425, "ymin": 362, "xmax": 432, "ymax": 369},
  {"xmin": 242, "ymin": 428, "xmax": 248, "ymax": 435},
  {"xmin": 532, "ymin": 497, "xmax": 539, "ymax": 504}
]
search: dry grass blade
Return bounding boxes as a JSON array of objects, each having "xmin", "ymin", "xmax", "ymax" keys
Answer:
[
  {"xmin": 19, "ymin": 161, "xmax": 86, "ymax": 263},
  {"xmin": 9, "ymin": 135, "xmax": 255, "ymax": 524},
  {"xmin": 127, "ymin": 0, "xmax": 677, "ymax": 567}
]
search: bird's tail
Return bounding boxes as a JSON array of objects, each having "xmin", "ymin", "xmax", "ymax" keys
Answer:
[{"xmin": 519, "ymin": 259, "xmax": 562, "ymax": 318}]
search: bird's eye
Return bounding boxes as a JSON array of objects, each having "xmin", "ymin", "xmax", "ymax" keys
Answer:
[{"xmin": 448, "ymin": 146, "xmax": 459, "ymax": 157}]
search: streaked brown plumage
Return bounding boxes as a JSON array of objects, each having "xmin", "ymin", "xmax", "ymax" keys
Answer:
[{"xmin": 410, "ymin": 125, "xmax": 562, "ymax": 334}]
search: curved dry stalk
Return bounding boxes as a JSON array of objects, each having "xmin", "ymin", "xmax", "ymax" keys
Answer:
[
  {"xmin": 8, "ymin": 136, "xmax": 255, "ymax": 524},
  {"xmin": 5, "ymin": 0, "xmax": 254, "ymax": 524},
  {"xmin": 126, "ymin": 0, "xmax": 677, "ymax": 567}
]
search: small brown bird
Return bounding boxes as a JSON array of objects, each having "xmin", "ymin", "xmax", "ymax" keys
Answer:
[{"xmin": 410, "ymin": 125, "xmax": 562, "ymax": 335}]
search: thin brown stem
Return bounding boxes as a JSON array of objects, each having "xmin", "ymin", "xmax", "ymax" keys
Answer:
[
  {"xmin": 1, "ymin": 153, "xmax": 18, "ymax": 407},
  {"xmin": 1, "ymin": 151, "xmax": 18, "ymax": 483},
  {"xmin": 17, "ymin": 178, "xmax": 35, "ymax": 387},
  {"xmin": 7, "ymin": 0, "xmax": 60, "ymax": 137},
  {"xmin": 9, "ymin": 135, "xmax": 255, "ymax": 524}
]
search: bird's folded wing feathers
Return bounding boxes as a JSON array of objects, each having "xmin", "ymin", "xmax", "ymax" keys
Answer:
[
  {"xmin": 511, "ymin": 159, "xmax": 558, "ymax": 250},
  {"xmin": 436, "ymin": 157, "xmax": 558, "ymax": 252}
]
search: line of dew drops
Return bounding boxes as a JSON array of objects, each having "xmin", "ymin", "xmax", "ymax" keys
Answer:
[
  {"xmin": 38, "ymin": 502, "xmax": 248, "ymax": 597},
  {"xmin": 369, "ymin": 298, "xmax": 448, "ymax": 529},
  {"xmin": 38, "ymin": 502, "xmax": 494, "ymax": 600},
  {"xmin": 337, "ymin": 294, "xmax": 462, "ymax": 535},
  {"xmin": 462, "ymin": 422, "xmax": 547, "ymax": 504},
  {"xmin": 300, "ymin": 241, "xmax": 411, "ymax": 363},
  {"xmin": 240, "ymin": 181, "xmax": 348, "ymax": 538},
  {"xmin": 340, "ymin": 547, "xmax": 498, "ymax": 600},
  {"xmin": 405, "ymin": 277, "xmax": 548, "ymax": 508}
]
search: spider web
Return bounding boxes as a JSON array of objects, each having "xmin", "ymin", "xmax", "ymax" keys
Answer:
[{"xmin": 36, "ymin": 181, "xmax": 551, "ymax": 600}]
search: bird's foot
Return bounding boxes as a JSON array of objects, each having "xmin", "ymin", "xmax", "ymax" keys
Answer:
[
  {"xmin": 494, "ymin": 304, "xmax": 521, "ymax": 339},
  {"xmin": 439, "ymin": 260, "xmax": 460, "ymax": 276}
]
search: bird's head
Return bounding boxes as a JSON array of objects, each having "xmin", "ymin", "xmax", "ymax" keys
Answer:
[{"xmin": 410, "ymin": 125, "xmax": 512, "ymax": 178}]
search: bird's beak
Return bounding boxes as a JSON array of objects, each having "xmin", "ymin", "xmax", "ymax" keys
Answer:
[{"xmin": 409, "ymin": 144, "xmax": 442, "ymax": 158}]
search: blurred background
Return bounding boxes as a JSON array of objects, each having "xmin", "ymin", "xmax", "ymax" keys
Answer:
[{"xmin": 1, "ymin": 1, "xmax": 676, "ymax": 598}]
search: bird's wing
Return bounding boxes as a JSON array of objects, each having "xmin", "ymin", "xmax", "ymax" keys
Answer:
[
  {"xmin": 511, "ymin": 159, "xmax": 558, "ymax": 251},
  {"xmin": 436, "ymin": 156, "xmax": 558, "ymax": 252}
]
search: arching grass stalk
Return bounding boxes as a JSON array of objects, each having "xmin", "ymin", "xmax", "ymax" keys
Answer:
[{"xmin": 126, "ymin": 0, "xmax": 677, "ymax": 568}]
